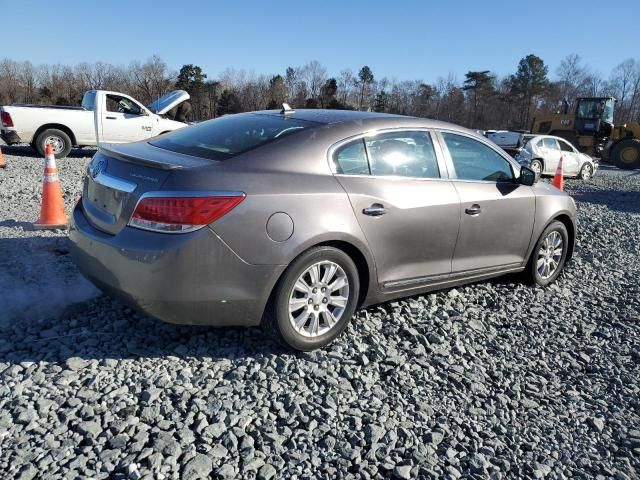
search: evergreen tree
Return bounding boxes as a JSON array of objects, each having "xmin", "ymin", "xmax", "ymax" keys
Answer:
[
  {"xmin": 463, "ymin": 70, "xmax": 494, "ymax": 127},
  {"xmin": 216, "ymin": 89, "xmax": 241, "ymax": 116},
  {"xmin": 509, "ymin": 55, "xmax": 549, "ymax": 128},
  {"xmin": 358, "ymin": 66, "xmax": 374, "ymax": 110}
]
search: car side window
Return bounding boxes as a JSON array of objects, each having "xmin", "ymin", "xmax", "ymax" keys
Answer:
[
  {"xmin": 558, "ymin": 140, "xmax": 574, "ymax": 152},
  {"xmin": 442, "ymin": 132, "xmax": 514, "ymax": 182},
  {"xmin": 543, "ymin": 138, "xmax": 559, "ymax": 150},
  {"xmin": 333, "ymin": 140, "xmax": 370, "ymax": 175},
  {"xmin": 106, "ymin": 94, "xmax": 143, "ymax": 115},
  {"xmin": 365, "ymin": 131, "xmax": 440, "ymax": 178}
]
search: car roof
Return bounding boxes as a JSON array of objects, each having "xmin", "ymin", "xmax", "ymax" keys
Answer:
[{"xmin": 253, "ymin": 108, "xmax": 478, "ymax": 135}]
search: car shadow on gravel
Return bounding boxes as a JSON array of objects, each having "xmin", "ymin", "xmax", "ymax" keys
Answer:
[
  {"xmin": 571, "ymin": 188, "xmax": 640, "ymax": 214},
  {"xmin": 0, "ymin": 293, "xmax": 287, "ymax": 365},
  {"xmin": 0, "ymin": 144, "xmax": 96, "ymax": 158},
  {"xmin": 0, "ymin": 233, "xmax": 544, "ymax": 366},
  {"xmin": 0, "ymin": 235, "xmax": 287, "ymax": 363}
]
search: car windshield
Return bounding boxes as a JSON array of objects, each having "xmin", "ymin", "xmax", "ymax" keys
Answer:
[{"xmin": 150, "ymin": 113, "xmax": 321, "ymax": 161}]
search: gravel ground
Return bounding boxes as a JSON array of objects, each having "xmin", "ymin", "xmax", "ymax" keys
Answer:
[{"xmin": 0, "ymin": 146, "xmax": 639, "ymax": 480}]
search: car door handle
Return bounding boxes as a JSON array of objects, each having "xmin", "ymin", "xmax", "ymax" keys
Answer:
[
  {"xmin": 363, "ymin": 204, "xmax": 386, "ymax": 216},
  {"xmin": 106, "ymin": 116, "xmax": 117, "ymax": 120},
  {"xmin": 465, "ymin": 204, "xmax": 482, "ymax": 216}
]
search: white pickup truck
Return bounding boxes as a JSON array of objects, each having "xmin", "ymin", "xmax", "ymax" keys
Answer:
[{"xmin": 0, "ymin": 89, "xmax": 190, "ymax": 158}]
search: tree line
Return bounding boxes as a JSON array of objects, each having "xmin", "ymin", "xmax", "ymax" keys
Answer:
[{"xmin": 1, "ymin": 53, "xmax": 639, "ymax": 130}]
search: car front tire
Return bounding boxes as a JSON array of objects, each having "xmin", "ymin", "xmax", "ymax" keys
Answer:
[
  {"xmin": 265, "ymin": 246, "xmax": 360, "ymax": 351},
  {"xmin": 527, "ymin": 221, "xmax": 569, "ymax": 287}
]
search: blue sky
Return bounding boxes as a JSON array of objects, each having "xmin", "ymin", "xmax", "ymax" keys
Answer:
[{"xmin": 2, "ymin": 0, "xmax": 637, "ymax": 82}]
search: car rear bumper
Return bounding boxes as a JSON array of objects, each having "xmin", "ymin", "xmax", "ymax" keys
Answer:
[
  {"xmin": 0, "ymin": 129, "xmax": 21, "ymax": 145},
  {"xmin": 69, "ymin": 202, "xmax": 286, "ymax": 327}
]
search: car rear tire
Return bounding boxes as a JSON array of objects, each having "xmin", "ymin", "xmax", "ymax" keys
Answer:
[
  {"xmin": 611, "ymin": 138, "xmax": 640, "ymax": 170},
  {"xmin": 264, "ymin": 246, "xmax": 360, "ymax": 351},
  {"xmin": 530, "ymin": 159, "xmax": 543, "ymax": 180},
  {"xmin": 35, "ymin": 128, "xmax": 72, "ymax": 159},
  {"xmin": 526, "ymin": 221, "xmax": 569, "ymax": 287},
  {"xmin": 579, "ymin": 163, "xmax": 594, "ymax": 180}
]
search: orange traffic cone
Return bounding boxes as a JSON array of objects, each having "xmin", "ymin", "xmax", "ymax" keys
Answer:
[
  {"xmin": 551, "ymin": 155, "xmax": 564, "ymax": 191},
  {"xmin": 33, "ymin": 144, "xmax": 67, "ymax": 230},
  {"xmin": 0, "ymin": 146, "xmax": 6, "ymax": 168}
]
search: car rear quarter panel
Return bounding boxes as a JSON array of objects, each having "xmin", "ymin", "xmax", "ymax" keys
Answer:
[{"xmin": 156, "ymin": 127, "xmax": 378, "ymax": 294}]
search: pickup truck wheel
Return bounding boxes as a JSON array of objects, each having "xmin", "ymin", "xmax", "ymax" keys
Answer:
[{"xmin": 35, "ymin": 129, "xmax": 72, "ymax": 159}]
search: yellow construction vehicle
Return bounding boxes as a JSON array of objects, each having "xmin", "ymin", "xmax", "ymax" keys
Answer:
[{"xmin": 531, "ymin": 96, "xmax": 640, "ymax": 170}]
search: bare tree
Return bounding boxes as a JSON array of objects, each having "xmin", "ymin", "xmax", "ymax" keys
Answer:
[{"xmin": 301, "ymin": 61, "xmax": 327, "ymax": 101}]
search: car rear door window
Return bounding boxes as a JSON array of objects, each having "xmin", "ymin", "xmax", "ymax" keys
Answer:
[
  {"xmin": 365, "ymin": 131, "xmax": 440, "ymax": 178},
  {"xmin": 543, "ymin": 138, "xmax": 560, "ymax": 150},
  {"xmin": 442, "ymin": 132, "xmax": 514, "ymax": 182},
  {"xmin": 333, "ymin": 140, "xmax": 370, "ymax": 175}
]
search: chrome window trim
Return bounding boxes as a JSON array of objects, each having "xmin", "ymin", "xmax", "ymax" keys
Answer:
[
  {"xmin": 327, "ymin": 127, "xmax": 450, "ymax": 180},
  {"xmin": 93, "ymin": 171, "xmax": 137, "ymax": 193}
]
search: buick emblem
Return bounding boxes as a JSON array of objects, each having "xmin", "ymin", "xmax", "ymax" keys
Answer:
[{"xmin": 91, "ymin": 159, "xmax": 107, "ymax": 179}]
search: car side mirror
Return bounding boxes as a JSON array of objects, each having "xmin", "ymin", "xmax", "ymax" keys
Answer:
[{"xmin": 519, "ymin": 166, "xmax": 536, "ymax": 186}]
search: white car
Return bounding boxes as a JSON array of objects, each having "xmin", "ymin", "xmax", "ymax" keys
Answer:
[
  {"xmin": 515, "ymin": 134, "xmax": 598, "ymax": 180},
  {"xmin": 0, "ymin": 90, "xmax": 190, "ymax": 158},
  {"xmin": 486, "ymin": 130, "xmax": 524, "ymax": 150}
]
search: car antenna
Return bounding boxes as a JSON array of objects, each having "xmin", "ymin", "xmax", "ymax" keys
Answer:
[{"xmin": 281, "ymin": 103, "xmax": 295, "ymax": 115}]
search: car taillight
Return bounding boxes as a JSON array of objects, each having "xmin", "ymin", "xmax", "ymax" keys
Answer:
[
  {"xmin": 1, "ymin": 111, "xmax": 13, "ymax": 128},
  {"xmin": 129, "ymin": 194, "xmax": 245, "ymax": 233}
]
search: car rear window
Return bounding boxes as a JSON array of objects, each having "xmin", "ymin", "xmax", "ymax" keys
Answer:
[{"xmin": 149, "ymin": 113, "xmax": 321, "ymax": 161}]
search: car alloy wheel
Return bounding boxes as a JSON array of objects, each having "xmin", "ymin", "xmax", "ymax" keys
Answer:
[
  {"xmin": 288, "ymin": 260, "xmax": 349, "ymax": 337},
  {"xmin": 536, "ymin": 230, "xmax": 563, "ymax": 280},
  {"xmin": 530, "ymin": 159, "xmax": 543, "ymax": 179},
  {"xmin": 266, "ymin": 246, "xmax": 360, "ymax": 351},
  {"xmin": 528, "ymin": 220, "xmax": 569, "ymax": 287},
  {"xmin": 580, "ymin": 164, "xmax": 593, "ymax": 180}
]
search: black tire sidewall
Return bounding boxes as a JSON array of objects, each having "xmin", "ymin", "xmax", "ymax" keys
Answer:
[
  {"xmin": 530, "ymin": 221, "xmax": 569, "ymax": 286},
  {"xmin": 36, "ymin": 129, "xmax": 72, "ymax": 159},
  {"xmin": 612, "ymin": 139, "xmax": 640, "ymax": 170},
  {"xmin": 273, "ymin": 247, "xmax": 360, "ymax": 351},
  {"xmin": 531, "ymin": 159, "xmax": 543, "ymax": 179},
  {"xmin": 580, "ymin": 163, "xmax": 593, "ymax": 180}
]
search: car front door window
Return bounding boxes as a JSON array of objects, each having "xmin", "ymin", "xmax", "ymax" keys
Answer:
[{"xmin": 441, "ymin": 133, "xmax": 513, "ymax": 182}]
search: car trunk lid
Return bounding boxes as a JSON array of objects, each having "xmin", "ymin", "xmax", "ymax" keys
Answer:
[{"xmin": 81, "ymin": 142, "xmax": 215, "ymax": 235}]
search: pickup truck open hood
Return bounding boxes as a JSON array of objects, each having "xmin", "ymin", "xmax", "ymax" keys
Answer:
[{"xmin": 147, "ymin": 90, "xmax": 190, "ymax": 115}]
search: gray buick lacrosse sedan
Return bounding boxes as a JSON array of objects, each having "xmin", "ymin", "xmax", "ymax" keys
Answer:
[{"xmin": 70, "ymin": 109, "xmax": 576, "ymax": 350}]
